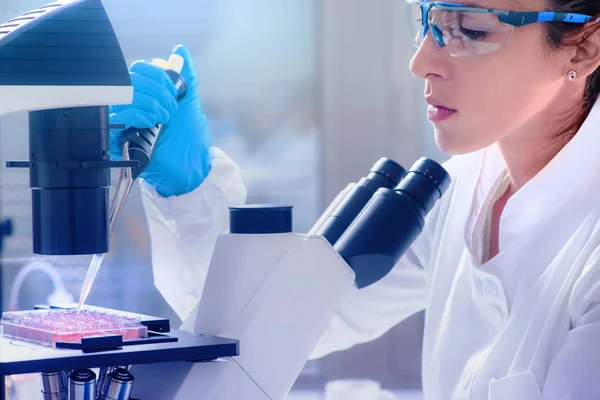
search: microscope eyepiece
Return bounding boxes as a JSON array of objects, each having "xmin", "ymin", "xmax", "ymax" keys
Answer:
[
  {"xmin": 334, "ymin": 158, "xmax": 450, "ymax": 288},
  {"xmin": 313, "ymin": 158, "xmax": 406, "ymax": 244},
  {"xmin": 395, "ymin": 157, "xmax": 451, "ymax": 214},
  {"xmin": 368, "ymin": 157, "xmax": 407, "ymax": 187}
]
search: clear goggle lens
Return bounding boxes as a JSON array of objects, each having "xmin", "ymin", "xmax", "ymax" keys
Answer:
[{"xmin": 408, "ymin": 3, "xmax": 514, "ymax": 57}]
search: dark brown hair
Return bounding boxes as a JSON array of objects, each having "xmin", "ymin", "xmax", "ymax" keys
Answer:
[{"xmin": 545, "ymin": 1, "xmax": 600, "ymax": 132}]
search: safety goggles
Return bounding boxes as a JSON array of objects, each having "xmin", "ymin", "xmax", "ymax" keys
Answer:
[{"xmin": 407, "ymin": 0, "xmax": 600, "ymax": 57}]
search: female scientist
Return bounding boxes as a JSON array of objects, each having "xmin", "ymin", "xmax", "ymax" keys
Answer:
[{"xmin": 110, "ymin": 0, "xmax": 600, "ymax": 397}]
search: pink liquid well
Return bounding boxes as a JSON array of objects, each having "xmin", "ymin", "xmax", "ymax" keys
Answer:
[{"xmin": 0, "ymin": 309, "xmax": 148, "ymax": 347}]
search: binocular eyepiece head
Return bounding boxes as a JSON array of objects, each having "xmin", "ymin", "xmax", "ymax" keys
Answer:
[{"xmin": 327, "ymin": 157, "xmax": 451, "ymax": 288}]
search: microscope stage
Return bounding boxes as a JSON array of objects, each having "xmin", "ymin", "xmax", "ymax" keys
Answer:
[{"xmin": 0, "ymin": 306, "xmax": 238, "ymax": 376}]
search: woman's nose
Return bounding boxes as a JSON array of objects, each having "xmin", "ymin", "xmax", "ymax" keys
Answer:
[{"xmin": 409, "ymin": 30, "xmax": 449, "ymax": 80}]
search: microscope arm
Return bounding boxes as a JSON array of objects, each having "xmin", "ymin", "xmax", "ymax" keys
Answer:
[{"xmin": 132, "ymin": 233, "xmax": 355, "ymax": 400}]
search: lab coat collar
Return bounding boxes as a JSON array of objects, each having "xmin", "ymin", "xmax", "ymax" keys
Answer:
[
  {"xmin": 498, "ymin": 99, "xmax": 600, "ymax": 253},
  {"xmin": 464, "ymin": 144, "xmax": 506, "ymax": 265}
]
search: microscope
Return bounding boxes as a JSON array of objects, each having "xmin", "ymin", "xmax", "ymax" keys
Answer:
[{"xmin": 0, "ymin": 1, "xmax": 451, "ymax": 399}]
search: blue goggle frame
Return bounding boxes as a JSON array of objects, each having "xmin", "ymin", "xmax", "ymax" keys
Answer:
[{"xmin": 413, "ymin": 1, "xmax": 600, "ymax": 43}]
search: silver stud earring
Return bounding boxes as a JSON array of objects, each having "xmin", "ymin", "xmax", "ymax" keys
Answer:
[{"xmin": 568, "ymin": 70, "xmax": 578, "ymax": 81}]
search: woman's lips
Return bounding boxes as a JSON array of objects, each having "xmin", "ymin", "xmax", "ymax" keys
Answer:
[{"xmin": 427, "ymin": 105, "xmax": 456, "ymax": 123}]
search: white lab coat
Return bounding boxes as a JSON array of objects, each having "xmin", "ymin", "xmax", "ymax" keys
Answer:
[
  {"xmin": 310, "ymin": 99, "xmax": 600, "ymax": 399},
  {"xmin": 142, "ymin": 100, "xmax": 600, "ymax": 399},
  {"xmin": 140, "ymin": 147, "xmax": 247, "ymax": 320}
]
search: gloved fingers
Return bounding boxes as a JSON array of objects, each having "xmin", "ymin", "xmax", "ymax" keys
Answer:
[
  {"xmin": 128, "ymin": 71, "xmax": 178, "ymax": 114},
  {"xmin": 130, "ymin": 60, "xmax": 178, "ymax": 98},
  {"xmin": 109, "ymin": 61, "xmax": 179, "ymax": 117},
  {"xmin": 172, "ymin": 45, "xmax": 199, "ymax": 92},
  {"xmin": 109, "ymin": 70, "xmax": 178, "ymax": 116},
  {"xmin": 111, "ymin": 89, "xmax": 174, "ymax": 125}
]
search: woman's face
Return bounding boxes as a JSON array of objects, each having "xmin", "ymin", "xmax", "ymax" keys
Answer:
[{"xmin": 409, "ymin": 0, "xmax": 575, "ymax": 154}]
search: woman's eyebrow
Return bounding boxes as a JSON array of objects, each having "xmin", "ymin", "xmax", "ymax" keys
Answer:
[{"xmin": 460, "ymin": 2, "xmax": 491, "ymax": 9}]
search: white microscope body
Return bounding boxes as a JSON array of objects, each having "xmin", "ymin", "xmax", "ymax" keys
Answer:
[
  {"xmin": 131, "ymin": 232, "xmax": 356, "ymax": 400},
  {"xmin": 130, "ymin": 156, "xmax": 449, "ymax": 400}
]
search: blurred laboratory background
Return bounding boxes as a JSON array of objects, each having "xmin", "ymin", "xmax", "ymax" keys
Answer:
[{"xmin": 0, "ymin": 0, "xmax": 448, "ymax": 396}]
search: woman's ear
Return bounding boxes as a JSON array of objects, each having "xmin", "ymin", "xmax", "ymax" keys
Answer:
[{"xmin": 570, "ymin": 26, "xmax": 600, "ymax": 78}]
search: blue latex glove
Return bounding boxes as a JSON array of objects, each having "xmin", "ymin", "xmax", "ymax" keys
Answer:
[{"xmin": 110, "ymin": 45, "xmax": 212, "ymax": 197}]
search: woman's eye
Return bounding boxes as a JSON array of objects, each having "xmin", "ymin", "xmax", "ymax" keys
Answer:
[{"xmin": 459, "ymin": 26, "xmax": 489, "ymax": 40}]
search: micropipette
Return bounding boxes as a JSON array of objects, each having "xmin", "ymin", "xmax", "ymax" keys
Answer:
[{"xmin": 77, "ymin": 54, "xmax": 188, "ymax": 311}]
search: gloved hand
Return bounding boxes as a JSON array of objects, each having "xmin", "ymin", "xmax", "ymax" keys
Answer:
[{"xmin": 110, "ymin": 45, "xmax": 212, "ymax": 197}]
